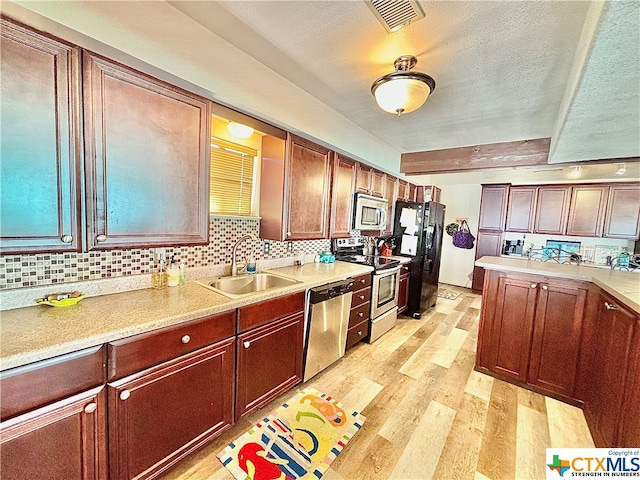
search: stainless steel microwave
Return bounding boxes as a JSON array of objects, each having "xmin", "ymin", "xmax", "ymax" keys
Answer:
[{"xmin": 353, "ymin": 193, "xmax": 388, "ymax": 231}]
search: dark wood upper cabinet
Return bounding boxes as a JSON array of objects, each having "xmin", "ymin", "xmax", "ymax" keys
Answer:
[
  {"xmin": 83, "ymin": 52, "xmax": 211, "ymax": 250},
  {"xmin": 382, "ymin": 174, "xmax": 398, "ymax": 236},
  {"xmin": 397, "ymin": 180, "xmax": 409, "ymax": 201},
  {"xmin": 284, "ymin": 134, "xmax": 332, "ymax": 240},
  {"xmin": 478, "ymin": 185, "xmax": 509, "ymax": 231},
  {"xmin": 355, "ymin": 163, "xmax": 384, "ymax": 197},
  {"xmin": 408, "ymin": 183, "xmax": 417, "ymax": 202},
  {"xmin": 603, "ymin": 184, "xmax": 640, "ymax": 239},
  {"xmin": 566, "ymin": 185, "xmax": 609, "ymax": 237},
  {"xmin": 0, "ymin": 18, "xmax": 82, "ymax": 254},
  {"xmin": 505, "ymin": 186, "xmax": 537, "ymax": 233},
  {"xmin": 533, "ymin": 186, "xmax": 571, "ymax": 235},
  {"xmin": 329, "ymin": 153, "xmax": 357, "ymax": 238}
]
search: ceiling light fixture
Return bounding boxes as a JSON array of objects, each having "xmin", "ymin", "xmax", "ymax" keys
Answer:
[
  {"xmin": 616, "ymin": 163, "xmax": 627, "ymax": 176},
  {"xmin": 570, "ymin": 165, "xmax": 583, "ymax": 179},
  {"xmin": 227, "ymin": 121, "xmax": 254, "ymax": 139},
  {"xmin": 371, "ymin": 55, "xmax": 436, "ymax": 116}
]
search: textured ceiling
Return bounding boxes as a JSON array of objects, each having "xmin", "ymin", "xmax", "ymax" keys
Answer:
[{"xmin": 5, "ymin": 0, "xmax": 639, "ymax": 180}]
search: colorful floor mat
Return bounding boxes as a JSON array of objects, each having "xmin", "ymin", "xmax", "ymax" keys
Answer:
[{"xmin": 217, "ymin": 387, "xmax": 365, "ymax": 480}]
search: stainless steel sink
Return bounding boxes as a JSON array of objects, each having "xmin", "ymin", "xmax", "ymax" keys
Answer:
[{"xmin": 196, "ymin": 273, "xmax": 301, "ymax": 298}]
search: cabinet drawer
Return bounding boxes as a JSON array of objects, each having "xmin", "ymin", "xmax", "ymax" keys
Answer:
[
  {"xmin": 107, "ymin": 310, "xmax": 235, "ymax": 380},
  {"xmin": 1, "ymin": 345, "xmax": 105, "ymax": 420},
  {"xmin": 349, "ymin": 301, "xmax": 370, "ymax": 327},
  {"xmin": 346, "ymin": 319, "xmax": 370, "ymax": 349},
  {"xmin": 352, "ymin": 273, "xmax": 372, "ymax": 290},
  {"xmin": 401, "ymin": 263, "xmax": 410, "ymax": 275},
  {"xmin": 352, "ymin": 287, "xmax": 371, "ymax": 308},
  {"xmin": 238, "ymin": 292, "xmax": 305, "ymax": 333}
]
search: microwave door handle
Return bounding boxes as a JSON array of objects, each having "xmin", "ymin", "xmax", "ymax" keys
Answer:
[{"xmin": 380, "ymin": 209, "xmax": 387, "ymax": 229}]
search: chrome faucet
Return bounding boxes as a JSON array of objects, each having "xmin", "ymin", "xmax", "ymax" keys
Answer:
[{"xmin": 231, "ymin": 233, "xmax": 258, "ymax": 276}]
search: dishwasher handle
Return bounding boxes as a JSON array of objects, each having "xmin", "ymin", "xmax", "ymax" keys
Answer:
[{"xmin": 309, "ymin": 279, "xmax": 354, "ymax": 304}]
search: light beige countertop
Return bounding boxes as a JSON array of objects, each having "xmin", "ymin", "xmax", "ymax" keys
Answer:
[
  {"xmin": 0, "ymin": 261, "xmax": 372, "ymax": 371},
  {"xmin": 476, "ymin": 256, "xmax": 640, "ymax": 314}
]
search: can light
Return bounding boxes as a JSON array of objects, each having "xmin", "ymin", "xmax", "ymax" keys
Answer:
[{"xmin": 371, "ymin": 55, "xmax": 436, "ymax": 116}]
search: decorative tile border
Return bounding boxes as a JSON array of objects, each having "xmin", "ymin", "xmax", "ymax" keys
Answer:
[{"xmin": 0, "ymin": 217, "xmax": 331, "ymax": 291}]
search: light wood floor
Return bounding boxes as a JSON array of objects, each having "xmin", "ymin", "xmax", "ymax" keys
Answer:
[{"xmin": 161, "ymin": 285, "xmax": 594, "ymax": 480}]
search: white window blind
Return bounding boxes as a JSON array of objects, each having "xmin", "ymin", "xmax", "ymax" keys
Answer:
[{"xmin": 210, "ymin": 138, "xmax": 257, "ymax": 216}]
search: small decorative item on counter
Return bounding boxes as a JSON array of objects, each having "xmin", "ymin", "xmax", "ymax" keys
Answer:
[
  {"xmin": 319, "ymin": 252, "xmax": 335, "ymax": 263},
  {"xmin": 179, "ymin": 260, "xmax": 187, "ymax": 285},
  {"xmin": 167, "ymin": 256, "xmax": 180, "ymax": 287},
  {"xmin": 152, "ymin": 258, "xmax": 167, "ymax": 289},
  {"xmin": 619, "ymin": 248, "xmax": 630, "ymax": 267},
  {"xmin": 36, "ymin": 291, "xmax": 85, "ymax": 307},
  {"xmin": 246, "ymin": 255, "xmax": 257, "ymax": 274}
]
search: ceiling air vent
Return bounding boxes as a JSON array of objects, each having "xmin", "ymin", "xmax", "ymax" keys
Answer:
[{"xmin": 366, "ymin": 0, "xmax": 425, "ymax": 33}]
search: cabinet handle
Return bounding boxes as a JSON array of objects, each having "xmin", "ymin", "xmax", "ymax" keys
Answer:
[
  {"xmin": 360, "ymin": 279, "xmax": 366, "ymax": 284},
  {"xmin": 358, "ymin": 295, "xmax": 365, "ymax": 300},
  {"xmin": 530, "ymin": 283, "xmax": 537, "ymax": 289},
  {"xmin": 60, "ymin": 235, "xmax": 73, "ymax": 243},
  {"xmin": 181, "ymin": 335, "xmax": 191, "ymax": 344},
  {"xmin": 244, "ymin": 341, "xmax": 251, "ymax": 349},
  {"xmin": 604, "ymin": 302, "xmax": 616, "ymax": 310},
  {"xmin": 96, "ymin": 234, "xmax": 107, "ymax": 243},
  {"xmin": 287, "ymin": 231, "xmax": 291, "ymax": 237},
  {"xmin": 120, "ymin": 390, "xmax": 131, "ymax": 401},
  {"xmin": 357, "ymin": 330, "xmax": 362, "ymax": 336},
  {"xmin": 358, "ymin": 312, "xmax": 364, "ymax": 317},
  {"xmin": 541, "ymin": 285, "xmax": 548, "ymax": 290},
  {"xmin": 84, "ymin": 402, "xmax": 97, "ymax": 414}
]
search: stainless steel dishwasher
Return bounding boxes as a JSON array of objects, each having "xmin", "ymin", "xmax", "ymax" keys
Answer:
[{"xmin": 303, "ymin": 279, "xmax": 354, "ymax": 382}]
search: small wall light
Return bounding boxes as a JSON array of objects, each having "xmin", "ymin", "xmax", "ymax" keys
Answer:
[{"xmin": 227, "ymin": 122, "xmax": 254, "ymax": 139}]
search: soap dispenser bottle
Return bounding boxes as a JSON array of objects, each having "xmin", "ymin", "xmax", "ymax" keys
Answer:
[
  {"xmin": 619, "ymin": 247, "xmax": 630, "ymax": 267},
  {"xmin": 167, "ymin": 256, "xmax": 180, "ymax": 287}
]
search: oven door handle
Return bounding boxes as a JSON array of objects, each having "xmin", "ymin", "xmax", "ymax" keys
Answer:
[{"xmin": 379, "ymin": 266, "xmax": 401, "ymax": 275}]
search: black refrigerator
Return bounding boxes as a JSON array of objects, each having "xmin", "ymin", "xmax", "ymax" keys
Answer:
[{"xmin": 391, "ymin": 201, "xmax": 446, "ymax": 319}]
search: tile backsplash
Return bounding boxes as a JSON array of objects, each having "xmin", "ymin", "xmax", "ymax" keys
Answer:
[{"xmin": 0, "ymin": 217, "xmax": 330, "ymax": 291}]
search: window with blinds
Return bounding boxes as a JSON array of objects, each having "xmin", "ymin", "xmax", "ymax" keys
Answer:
[{"xmin": 210, "ymin": 138, "xmax": 257, "ymax": 216}]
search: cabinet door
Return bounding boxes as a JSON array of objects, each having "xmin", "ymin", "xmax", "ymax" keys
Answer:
[
  {"xmin": 236, "ymin": 313, "xmax": 303, "ymax": 421},
  {"xmin": 584, "ymin": 293, "xmax": 636, "ymax": 447},
  {"xmin": 0, "ymin": 19, "xmax": 81, "ymax": 254},
  {"xmin": 397, "ymin": 180, "xmax": 409, "ymax": 201},
  {"xmin": 329, "ymin": 154, "xmax": 356, "ymax": 238},
  {"xmin": 566, "ymin": 185, "xmax": 609, "ymax": 237},
  {"xmin": 472, "ymin": 231, "xmax": 503, "ymax": 292},
  {"xmin": 479, "ymin": 273, "xmax": 538, "ymax": 382},
  {"xmin": 0, "ymin": 386, "xmax": 106, "ymax": 480},
  {"xmin": 478, "ymin": 185, "xmax": 509, "ymax": 230},
  {"xmin": 371, "ymin": 169, "xmax": 385, "ymax": 198},
  {"xmin": 619, "ymin": 316, "xmax": 640, "ymax": 447},
  {"xmin": 284, "ymin": 135, "xmax": 332, "ymax": 240},
  {"xmin": 107, "ymin": 340, "xmax": 234, "ymax": 480},
  {"xmin": 505, "ymin": 186, "xmax": 537, "ymax": 233},
  {"xmin": 382, "ymin": 175, "xmax": 398, "ymax": 236},
  {"xmin": 355, "ymin": 163, "xmax": 372, "ymax": 194},
  {"xmin": 83, "ymin": 53, "xmax": 211, "ymax": 250},
  {"xmin": 534, "ymin": 186, "xmax": 571, "ymax": 235},
  {"xmin": 398, "ymin": 274, "xmax": 409, "ymax": 313},
  {"xmin": 408, "ymin": 183, "xmax": 417, "ymax": 202},
  {"xmin": 528, "ymin": 281, "xmax": 587, "ymax": 399},
  {"xmin": 603, "ymin": 184, "xmax": 640, "ymax": 239}
]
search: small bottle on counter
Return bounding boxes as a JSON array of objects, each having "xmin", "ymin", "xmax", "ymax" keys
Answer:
[
  {"xmin": 246, "ymin": 255, "xmax": 256, "ymax": 274},
  {"xmin": 179, "ymin": 260, "xmax": 187, "ymax": 285},
  {"xmin": 167, "ymin": 256, "xmax": 179, "ymax": 287},
  {"xmin": 152, "ymin": 258, "xmax": 167, "ymax": 289},
  {"xmin": 619, "ymin": 248, "xmax": 630, "ymax": 267}
]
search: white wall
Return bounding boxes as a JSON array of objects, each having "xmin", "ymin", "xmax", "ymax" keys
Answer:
[{"xmin": 438, "ymin": 184, "xmax": 482, "ymax": 288}]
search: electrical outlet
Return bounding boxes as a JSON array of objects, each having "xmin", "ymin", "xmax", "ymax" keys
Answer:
[
  {"xmin": 287, "ymin": 241, "xmax": 293, "ymax": 253},
  {"xmin": 263, "ymin": 241, "xmax": 270, "ymax": 254}
]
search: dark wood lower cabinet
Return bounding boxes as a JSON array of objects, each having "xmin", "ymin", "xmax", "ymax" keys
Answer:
[
  {"xmin": 107, "ymin": 339, "xmax": 234, "ymax": 480},
  {"xmin": 0, "ymin": 385, "xmax": 106, "ymax": 480},
  {"xmin": 236, "ymin": 313, "xmax": 304, "ymax": 421},
  {"xmin": 477, "ymin": 270, "xmax": 588, "ymax": 402},
  {"xmin": 398, "ymin": 268, "xmax": 410, "ymax": 314},
  {"xmin": 583, "ymin": 293, "xmax": 638, "ymax": 447}
]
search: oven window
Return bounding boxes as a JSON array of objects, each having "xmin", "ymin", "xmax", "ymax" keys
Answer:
[
  {"xmin": 361, "ymin": 205, "xmax": 379, "ymax": 225},
  {"xmin": 376, "ymin": 273, "xmax": 397, "ymax": 308}
]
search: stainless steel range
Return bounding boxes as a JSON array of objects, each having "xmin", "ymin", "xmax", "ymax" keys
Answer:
[{"xmin": 333, "ymin": 238, "xmax": 401, "ymax": 342}]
